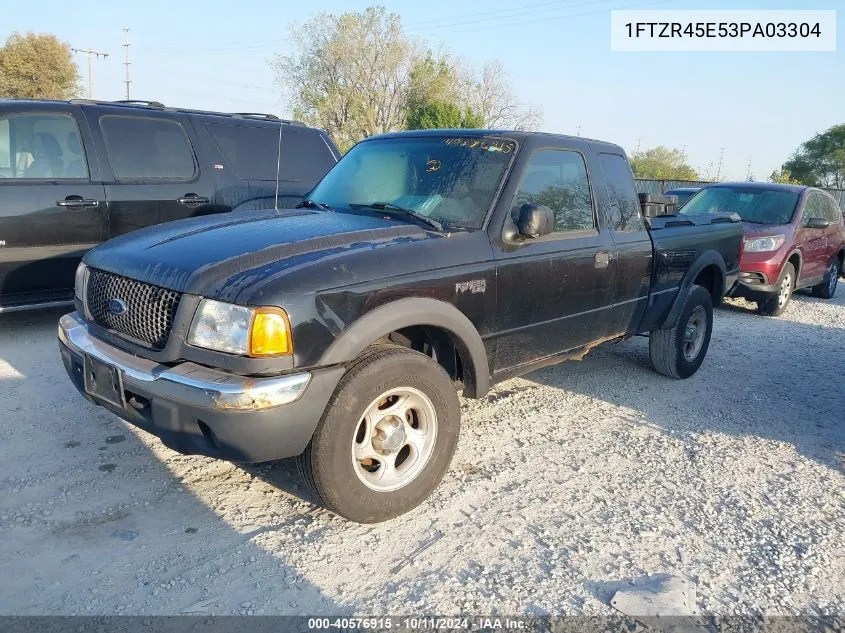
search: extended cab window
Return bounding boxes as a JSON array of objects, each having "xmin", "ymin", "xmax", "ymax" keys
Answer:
[
  {"xmin": 0, "ymin": 112, "xmax": 88, "ymax": 179},
  {"xmin": 100, "ymin": 115, "xmax": 195, "ymax": 181},
  {"xmin": 515, "ymin": 150, "xmax": 594, "ymax": 232},
  {"xmin": 598, "ymin": 153, "xmax": 643, "ymax": 232}
]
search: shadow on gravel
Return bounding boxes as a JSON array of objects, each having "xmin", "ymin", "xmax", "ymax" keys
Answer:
[
  {"xmin": 525, "ymin": 298, "xmax": 845, "ymax": 474},
  {"xmin": 0, "ymin": 309, "xmax": 341, "ymax": 616}
]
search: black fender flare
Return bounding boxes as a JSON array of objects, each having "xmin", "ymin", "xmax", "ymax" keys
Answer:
[
  {"xmin": 661, "ymin": 250, "xmax": 727, "ymax": 330},
  {"xmin": 319, "ymin": 298, "xmax": 491, "ymax": 398}
]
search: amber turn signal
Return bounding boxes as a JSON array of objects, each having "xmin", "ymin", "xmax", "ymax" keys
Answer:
[{"xmin": 248, "ymin": 308, "xmax": 293, "ymax": 357}]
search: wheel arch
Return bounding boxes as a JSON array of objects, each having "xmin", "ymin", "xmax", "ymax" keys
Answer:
[
  {"xmin": 661, "ymin": 250, "xmax": 727, "ymax": 330},
  {"xmin": 319, "ymin": 298, "xmax": 491, "ymax": 398}
]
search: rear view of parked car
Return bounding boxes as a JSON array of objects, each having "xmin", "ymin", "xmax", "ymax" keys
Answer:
[
  {"xmin": 0, "ymin": 99, "xmax": 339, "ymax": 313},
  {"xmin": 680, "ymin": 182, "xmax": 845, "ymax": 316}
]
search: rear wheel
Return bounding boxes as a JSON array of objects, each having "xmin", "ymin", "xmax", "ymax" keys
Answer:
[
  {"xmin": 297, "ymin": 345, "xmax": 460, "ymax": 523},
  {"xmin": 649, "ymin": 284, "xmax": 713, "ymax": 379},
  {"xmin": 757, "ymin": 262, "xmax": 795, "ymax": 317},
  {"xmin": 812, "ymin": 258, "xmax": 839, "ymax": 299}
]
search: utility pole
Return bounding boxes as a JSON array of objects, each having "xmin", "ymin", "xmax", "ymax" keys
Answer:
[
  {"xmin": 681, "ymin": 145, "xmax": 688, "ymax": 161},
  {"xmin": 746, "ymin": 157, "xmax": 753, "ymax": 181},
  {"xmin": 575, "ymin": 125, "xmax": 582, "ymax": 137},
  {"xmin": 122, "ymin": 29, "xmax": 131, "ymax": 99},
  {"xmin": 716, "ymin": 147, "xmax": 726, "ymax": 181},
  {"xmin": 635, "ymin": 137, "xmax": 642, "ymax": 153},
  {"xmin": 71, "ymin": 47, "xmax": 109, "ymax": 99}
]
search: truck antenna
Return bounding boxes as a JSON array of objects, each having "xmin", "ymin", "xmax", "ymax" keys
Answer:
[{"xmin": 274, "ymin": 120, "xmax": 283, "ymax": 211}]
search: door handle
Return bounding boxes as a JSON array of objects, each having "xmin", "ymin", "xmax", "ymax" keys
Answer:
[
  {"xmin": 57, "ymin": 196, "xmax": 100, "ymax": 210},
  {"xmin": 594, "ymin": 251, "xmax": 614, "ymax": 268},
  {"xmin": 177, "ymin": 194, "xmax": 210, "ymax": 206}
]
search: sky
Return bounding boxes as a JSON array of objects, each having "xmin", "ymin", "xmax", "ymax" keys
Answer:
[{"xmin": 4, "ymin": 0, "xmax": 843, "ymax": 181}]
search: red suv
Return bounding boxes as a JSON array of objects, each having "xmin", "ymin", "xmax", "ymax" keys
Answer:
[{"xmin": 680, "ymin": 183, "xmax": 845, "ymax": 316}]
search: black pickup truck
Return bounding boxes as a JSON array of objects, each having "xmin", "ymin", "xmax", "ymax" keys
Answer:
[{"xmin": 59, "ymin": 130, "xmax": 742, "ymax": 522}]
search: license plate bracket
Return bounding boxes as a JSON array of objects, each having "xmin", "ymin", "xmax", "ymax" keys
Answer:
[{"xmin": 84, "ymin": 355, "xmax": 126, "ymax": 409}]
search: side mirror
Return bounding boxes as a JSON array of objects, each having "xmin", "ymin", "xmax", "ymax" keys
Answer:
[
  {"xmin": 517, "ymin": 203, "xmax": 554, "ymax": 238},
  {"xmin": 806, "ymin": 217, "xmax": 831, "ymax": 230}
]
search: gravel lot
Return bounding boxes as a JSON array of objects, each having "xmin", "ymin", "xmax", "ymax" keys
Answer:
[{"xmin": 0, "ymin": 290, "xmax": 843, "ymax": 617}]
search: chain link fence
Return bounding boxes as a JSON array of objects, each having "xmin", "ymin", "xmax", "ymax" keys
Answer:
[{"xmin": 635, "ymin": 178, "xmax": 845, "ymax": 209}]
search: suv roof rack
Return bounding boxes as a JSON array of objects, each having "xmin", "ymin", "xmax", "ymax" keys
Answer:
[
  {"xmin": 68, "ymin": 99, "xmax": 306, "ymax": 125},
  {"xmin": 113, "ymin": 99, "xmax": 166, "ymax": 108},
  {"xmin": 233, "ymin": 112, "xmax": 281, "ymax": 121}
]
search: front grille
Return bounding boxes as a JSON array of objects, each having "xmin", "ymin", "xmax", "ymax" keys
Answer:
[{"xmin": 86, "ymin": 269, "xmax": 181, "ymax": 349}]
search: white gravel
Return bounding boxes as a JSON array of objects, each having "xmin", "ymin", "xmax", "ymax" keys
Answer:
[{"xmin": 0, "ymin": 289, "xmax": 843, "ymax": 616}]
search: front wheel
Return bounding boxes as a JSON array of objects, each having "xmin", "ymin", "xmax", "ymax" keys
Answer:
[
  {"xmin": 297, "ymin": 345, "xmax": 461, "ymax": 523},
  {"xmin": 812, "ymin": 258, "xmax": 839, "ymax": 299},
  {"xmin": 757, "ymin": 262, "xmax": 795, "ymax": 316},
  {"xmin": 649, "ymin": 284, "xmax": 713, "ymax": 379}
]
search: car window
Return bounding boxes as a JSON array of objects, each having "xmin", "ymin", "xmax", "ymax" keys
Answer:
[
  {"xmin": 206, "ymin": 122, "xmax": 336, "ymax": 183},
  {"xmin": 279, "ymin": 127, "xmax": 337, "ymax": 184},
  {"xmin": 802, "ymin": 192, "xmax": 825, "ymax": 226},
  {"xmin": 515, "ymin": 150, "xmax": 595, "ymax": 233},
  {"xmin": 0, "ymin": 112, "xmax": 88, "ymax": 180},
  {"xmin": 823, "ymin": 196, "xmax": 842, "ymax": 223},
  {"xmin": 598, "ymin": 153, "xmax": 644, "ymax": 232},
  {"xmin": 100, "ymin": 115, "xmax": 195, "ymax": 181}
]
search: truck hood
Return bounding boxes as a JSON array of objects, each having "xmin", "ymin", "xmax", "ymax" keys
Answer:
[{"xmin": 84, "ymin": 208, "xmax": 428, "ymax": 299}]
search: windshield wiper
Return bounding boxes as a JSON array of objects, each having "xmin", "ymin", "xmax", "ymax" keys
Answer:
[
  {"xmin": 296, "ymin": 199, "xmax": 333, "ymax": 211},
  {"xmin": 357, "ymin": 202, "xmax": 444, "ymax": 232}
]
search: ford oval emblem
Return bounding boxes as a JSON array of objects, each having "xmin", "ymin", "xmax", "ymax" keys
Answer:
[{"xmin": 107, "ymin": 298, "xmax": 128, "ymax": 316}]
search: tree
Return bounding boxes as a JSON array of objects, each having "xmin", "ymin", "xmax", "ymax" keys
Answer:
[
  {"xmin": 781, "ymin": 125, "xmax": 845, "ymax": 188},
  {"xmin": 406, "ymin": 101, "xmax": 484, "ymax": 130},
  {"xmin": 769, "ymin": 168, "xmax": 801, "ymax": 185},
  {"xmin": 273, "ymin": 7, "xmax": 413, "ymax": 152},
  {"xmin": 273, "ymin": 7, "xmax": 543, "ymax": 150},
  {"xmin": 463, "ymin": 60, "xmax": 542, "ymax": 130},
  {"xmin": 404, "ymin": 53, "xmax": 483, "ymax": 130},
  {"xmin": 0, "ymin": 32, "xmax": 81, "ymax": 100},
  {"xmin": 630, "ymin": 146, "xmax": 699, "ymax": 180}
]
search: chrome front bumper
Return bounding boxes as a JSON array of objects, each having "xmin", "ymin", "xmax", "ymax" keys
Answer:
[{"xmin": 58, "ymin": 312, "xmax": 310, "ymax": 411}]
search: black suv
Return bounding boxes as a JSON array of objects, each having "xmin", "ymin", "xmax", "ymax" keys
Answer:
[{"xmin": 0, "ymin": 99, "xmax": 339, "ymax": 312}]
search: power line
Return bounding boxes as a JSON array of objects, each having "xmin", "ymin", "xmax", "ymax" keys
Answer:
[
  {"xmin": 71, "ymin": 47, "xmax": 109, "ymax": 99},
  {"xmin": 122, "ymin": 28, "xmax": 131, "ymax": 100}
]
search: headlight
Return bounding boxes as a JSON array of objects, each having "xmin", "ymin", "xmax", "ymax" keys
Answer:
[
  {"xmin": 743, "ymin": 235, "xmax": 785, "ymax": 253},
  {"xmin": 74, "ymin": 263, "xmax": 89, "ymax": 301},
  {"xmin": 187, "ymin": 299, "xmax": 292, "ymax": 357}
]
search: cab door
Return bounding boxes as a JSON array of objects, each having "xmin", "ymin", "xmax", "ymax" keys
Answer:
[
  {"xmin": 491, "ymin": 147, "xmax": 616, "ymax": 373},
  {"xmin": 0, "ymin": 107, "xmax": 106, "ymax": 305}
]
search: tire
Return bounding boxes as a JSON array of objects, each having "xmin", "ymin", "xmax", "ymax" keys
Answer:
[
  {"xmin": 812, "ymin": 258, "xmax": 840, "ymax": 299},
  {"xmin": 297, "ymin": 344, "xmax": 461, "ymax": 523},
  {"xmin": 649, "ymin": 284, "xmax": 713, "ymax": 379},
  {"xmin": 757, "ymin": 262, "xmax": 795, "ymax": 317}
]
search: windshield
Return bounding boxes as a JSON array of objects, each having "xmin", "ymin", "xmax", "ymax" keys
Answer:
[
  {"xmin": 307, "ymin": 135, "xmax": 516, "ymax": 229},
  {"xmin": 680, "ymin": 186, "xmax": 800, "ymax": 225}
]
